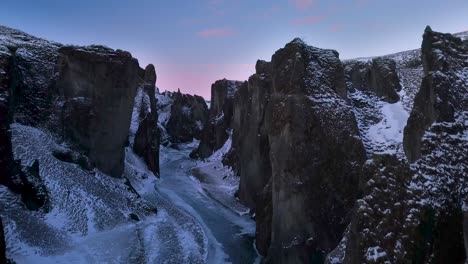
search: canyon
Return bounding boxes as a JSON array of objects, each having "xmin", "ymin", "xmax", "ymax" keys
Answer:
[{"xmin": 0, "ymin": 24, "xmax": 467, "ymax": 264}]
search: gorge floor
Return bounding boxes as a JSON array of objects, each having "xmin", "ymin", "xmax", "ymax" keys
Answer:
[
  {"xmin": 3, "ymin": 124, "xmax": 259, "ymax": 263},
  {"xmin": 156, "ymin": 142, "xmax": 260, "ymax": 264}
]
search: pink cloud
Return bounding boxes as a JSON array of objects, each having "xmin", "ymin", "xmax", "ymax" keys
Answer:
[
  {"xmin": 330, "ymin": 23, "xmax": 344, "ymax": 32},
  {"xmin": 197, "ymin": 28, "xmax": 234, "ymax": 37},
  {"xmin": 290, "ymin": 15, "xmax": 325, "ymax": 25},
  {"xmin": 289, "ymin": 0, "xmax": 315, "ymax": 11}
]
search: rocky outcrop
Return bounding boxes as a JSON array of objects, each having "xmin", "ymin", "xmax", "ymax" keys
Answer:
[
  {"xmin": 133, "ymin": 64, "xmax": 160, "ymax": 176},
  {"xmin": 344, "ymin": 57, "xmax": 401, "ymax": 102},
  {"xmin": 342, "ymin": 155, "xmax": 417, "ymax": 263},
  {"xmin": 195, "ymin": 79, "xmax": 243, "ymax": 158},
  {"xmin": 166, "ymin": 90, "xmax": 208, "ymax": 143},
  {"xmin": 230, "ymin": 60, "xmax": 272, "ymax": 210},
  {"xmin": 264, "ymin": 39, "xmax": 366, "ymax": 263},
  {"xmin": 0, "ymin": 218, "xmax": 5, "ymax": 264},
  {"xmin": 336, "ymin": 149, "xmax": 467, "ymax": 263},
  {"xmin": 222, "ymin": 60, "xmax": 273, "ymax": 255},
  {"xmin": 56, "ymin": 46, "xmax": 140, "ymax": 177},
  {"xmin": 327, "ymin": 27, "xmax": 468, "ymax": 264},
  {"xmin": 0, "ymin": 45, "xmax": 13, "ymax": 186},
  {"xmin": 9, "ymin": 160, "xmax": 49, "ymax": 212},
  {"xmin": 1, "ymin": 25, "xmax": 143, "ymax": 178},
  {"xmin": 403, "ymin": 26, "xmax": 468, "ymax": 162}
]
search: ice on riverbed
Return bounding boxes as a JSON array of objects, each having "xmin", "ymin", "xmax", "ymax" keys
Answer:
[
  {"xmin": 157, "ymin": 141, "xmax": 259, "ymax": 263},
  {"xmin": 1, "ymin": 123, "xmax": 177, "ymax": 263},
  {"xmin": 191, "ymin": 134, "xmax": 251, "ymax": 215}
]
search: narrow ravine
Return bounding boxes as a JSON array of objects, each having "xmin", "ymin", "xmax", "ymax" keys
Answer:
[{"xmin": 129, "ymin": 141, "xmax": 260, "ymax": 264}]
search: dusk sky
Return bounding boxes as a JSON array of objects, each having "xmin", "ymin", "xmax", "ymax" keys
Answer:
[{"xmin": 1, "ymin": 0, "xmax": 467, "ymax": 98}]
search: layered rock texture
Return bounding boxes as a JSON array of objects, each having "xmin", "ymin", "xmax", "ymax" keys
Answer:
[
  {"xmin": 194, "ymin": 28, "xmax": 467, "ymax": 263},
  {"xmin": 344, "ymin": 57, "xmax": 402, "ymax": 103},
  {"xmin": 0, "ymin": 218, "xmax": 5, "ymax": 264},
  {"xmin": 166, "ymin": 90, "xmax": 208, "ymax": 143},
  {"xmin": 0, "ymin": 25, "xmax": 158, "ymax": 261},
  {"xmin": 132, "ymin": 64, "xmax": 160, "ymax": 176},
  {"xmin": 404, "ymin": 26, "xmax": 468, "ymax": 162},
  {"xmin": 154, "ymin": 90, "xmax": 208, "ymax": 145},
  {"xmin": 195, "ymin": 79, "xmax": 243, "ymax": 158},
  {"xmin": 57, "ymin": 46, "xmax": 140, "ymax": 177},
  {"xmin": 0, "ymin": 44, "xmax": 13, "ymax": 186},
  {"xmin": 264, "ymin": 39, "xmax": 366, "ymax": 263},
  {"xmin": 327, "ymin": 27, "xmax": 468, "ymax": 264}
]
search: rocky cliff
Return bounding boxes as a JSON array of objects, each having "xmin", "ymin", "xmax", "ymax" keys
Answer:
[
  {"xmin": 132, "ymin": 64, "xmax": 160, "ymax": 176},
  {"xmin": 57, "ymin": 45, "xmax": 140, "ymax": 177},
  {"xmin": 0, "ymin": 44, "xmax": 13, "ymax": 187},
  {"xmin": 344, "ymin": 57, "xmax": 402, "ymax": 103},
  {"xmin": 326, "ymin": 27, "xmax": 468, "ymax": 264},
  {"xmin": 0, "ymin": 25, "xmax": 158, "ymax": 261},
  {"xmin": 195, "ymin": 79, "xmax": 243, "ymax": 158},
  {"xmin": 166, "ymin": 90, "xmax": 208, "ymax": 143},
  {"xmin": 193, "ymin": 28, "xmax": 467, "ymax": 263},
  {"xmin": 404, "ymin": 26, "xmax": 468, "ymax": 162},
  {"xmin": 264, "ymin": 39, "xmax": 366, "ymax": 263},
  {"xmin": 0, "ymin": 218, "xmax": 5, "ymax": 264}
]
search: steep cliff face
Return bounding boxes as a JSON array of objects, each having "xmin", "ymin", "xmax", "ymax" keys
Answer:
[
  {"xmin": 132, "ymin": 64, "xmax": 160, "ymax": 176},
  {"xmin": 0, "ymin": 218, "xmax": 5, "ymax": 264},
  {"xmin": 166, "ymin": 90, "xmax": 208, "ymax": 143},
  {"xmin": 1, "ymin": 24, "xmax": 142, "ymax": 178},
  {"xmin": 225, "ymin": 60, "xmax": 273, "ymax": 255},
  {"xmin": 195, "ymin": 79, "xmax": 243, "ymax": 158},
  {"xmin": 325, "ymin": 27, "xmax": 468, "ymax": 264},
  {"xmin": 57, "ymin": 46, "xmax": 140, "ymax": 177},
  {"xmin": 0, "ymin": 45, "xmax": 13, "ymax": 186},
  {"xmin": 264, "ymin": 39, "xmax": 366, "ymax": 263},
  {"xmin": 231, "ymin": 60, "xmax": 272, "ymax": 210},
  {"xmin": 344, "ymin": 57, "xmax": 402, "ymax": 103},
  {"xmin": 0, "ymin": 26, "xmax": 160, "ymax": 262},
  {"xmin": 401, "ymin": 27, "xmax": 467, "ymax": 262},
  {"xmin": 404, "ymin": 26, "xmax": 468, "ymax": 162},
  {"xmin": 341, "ymin": 155, "xmax": 421, "ymax": 263}
]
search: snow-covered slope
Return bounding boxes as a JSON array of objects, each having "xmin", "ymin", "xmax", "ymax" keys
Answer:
[{"xmin": 1, "ymin": 123, "xmax": 163, "ymax": 263}]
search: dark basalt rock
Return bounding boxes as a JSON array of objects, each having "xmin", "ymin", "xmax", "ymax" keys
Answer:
[
  {"xmin": 226, "ymin": 60, "xmax": 273, "ymax": 255},
  {"xmin": 343, "ymin": 155, "xmax": 415, "ymax": 263},
  {"xmin": 264, "ymin": 38, "xmax": 366, "ymax": 263},
  {"xmin": 0, "ymin": 218, "xmax": 5, "ymax": 264},
  {"xmin": 57, "ymin": 46, "xmax": 140, "ymax": 177},
  {"xmin": 2, "ymin": 25, "xmax": 144, "ymax": 179},
  {"xmin": 133, "ymin": 64, "xmax": 160, "ymax": 177},
  {"xmin": 403, "ymin": 26, "xmax": 468, "ymax": 162},
  {"xmin": 52, "ymin": 148, "xmax": 93, "ymax": 171},
  {"xmin": 340, "ymin": 153, "xmax": 466, "ymax": 264},
  {"xmin": 335, "ymin": 27, "xmax": 468, "ymax": 264},
  {"xmin": 0, "ymin": 46, "xmax": 13, "ymax": 186},
  {"xmin": 369, "ymin": 57, "xmax": 401, "ymax": 102},
  {"xmin": 166, "ymin": 90, "xmax": 208, "ymax": 143},
  {"xmin": 8, "ymin": 160, "xmax": 49, "ymax": 212},
  {"xmin": 8, "ymin": 46, "xmax": 60, "ymax": 127},
  {"xmin": 129, "ymin": 213, "xmax": 140, "ymax": 222},
  {"xmin": 195, "ymin": 79, "xmax": 243, "ymax": 158},
  {"xmin": 344, "ymin": 57, "xmax": 401, "ymax": 102}
]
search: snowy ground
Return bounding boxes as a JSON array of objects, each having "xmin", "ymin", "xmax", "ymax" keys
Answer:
[
  {"xmin": 350, "ymin": 88, "xmax": 410, "ymax": 156},
  {"xmin": 191, "ymin": 135, "xmax": 251, "ymax": 215},
  {"xmin": 1, "ymin": 123, "xmax": 259, "ymax": 263},
  {"xmin": 157, "ymin": 141, "xmax": 260, "ymax": 264}
]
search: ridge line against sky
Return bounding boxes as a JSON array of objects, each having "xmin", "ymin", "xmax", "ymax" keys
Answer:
[{"xmin": 1, "ymin": 0, "xmax": 467, "ymax": 98}]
